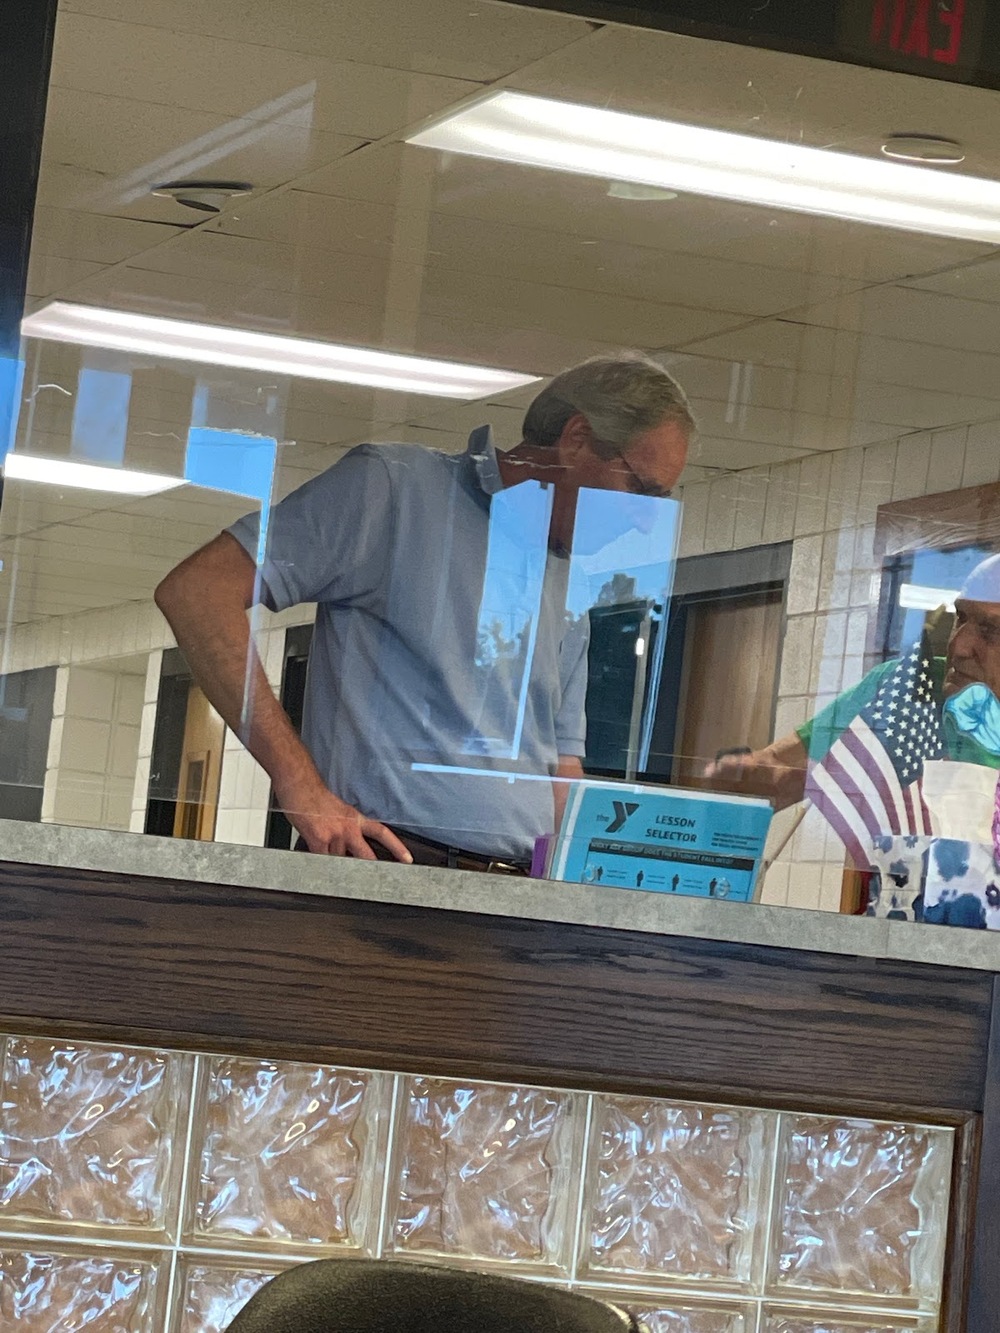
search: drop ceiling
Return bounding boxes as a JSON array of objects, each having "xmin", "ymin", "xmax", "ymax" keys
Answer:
[{"xmin": 6, "ymin": 0, "xmax": 1000, "ymax": 627}]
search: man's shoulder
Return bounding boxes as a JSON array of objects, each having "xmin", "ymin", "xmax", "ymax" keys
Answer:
[
  {"xmin": 333, "ymin": 440, "xmax": 459, "ymax": 482},
  {"xmin": 347, "ymin": 440, "xmax": 455, "ymax": 465}
]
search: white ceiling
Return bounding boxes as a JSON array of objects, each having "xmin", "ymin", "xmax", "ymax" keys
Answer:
[{"xmin": 6, "ymin": 0, "xmax": 1000, "ymax": 628}]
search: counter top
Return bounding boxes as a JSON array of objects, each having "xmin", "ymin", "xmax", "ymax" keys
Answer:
[{"xmin": 2, "ymin": 816, "xmax": 999, "ymax": 974}]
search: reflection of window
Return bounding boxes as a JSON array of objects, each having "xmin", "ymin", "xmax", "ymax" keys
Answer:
[
  {"xmin": 146, "ymin": 649, "xmax": 224, "ymax": 842},
  {"xmin": 636, "ymin": 544, "xmax": 791, "ymax": 787},
  {"xmin": 0, "ymin": 667, "xmax": 56, "ymax": 822},
  {"xmin": 585, "ymin": 598, "xmax": 658, "ymax": 776},
  {"xmin": 878, "ymin": 545, "xmax": 990, "ymax": 661},
  {"xmin": 874, "ymin": 481, "xmax": 1000, "ymax": 665},
  {"xmin": 266, "ymin": 624, "xmax": 314, "ymax": 851},
  {"xmin": 177, "ymin": 755, "xmax": 208, "ymax": 841}
]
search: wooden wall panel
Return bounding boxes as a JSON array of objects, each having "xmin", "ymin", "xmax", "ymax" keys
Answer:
[{"xmin": 0, "ymin": 858, "xmax": 991, "ymax": 1116}]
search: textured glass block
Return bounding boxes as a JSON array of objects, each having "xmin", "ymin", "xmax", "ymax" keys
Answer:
[
  {"xmin": 771, "ymin": 1116, "xmax": 953, "ymax": 1306},
  {"xmin": 617, "ymin": 1293, "xmax": 751, "ymax": 1332},
  {"xmin": 387, "ymin": 1075, "xmax": 579, "ymax": 1270},
  {"xmin": 188, "ymin": 1056, "xmax": 385, "ymax": 1250},
  {"xmin": 582, "ymin": 1096, "xmax": 771, "ymax": 1286},
  {"xmin": 175, "ymin": 1260, "xmax": 284, "ymax": 1333},
  {"xmin": 0, "ymin": 1246, "xmax": 163, "ymax": 1332},
  {"xmin": 0, "ymin": 1037, "xmax": 190, "ymax": 1236},
  {"xmin": 761, "ymin": 1308, "xmax": 937, "ymax": 1333}
]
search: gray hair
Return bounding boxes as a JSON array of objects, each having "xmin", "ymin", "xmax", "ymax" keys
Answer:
[{"xmin": 522, "ymin": 355, "xmax": 694, "ymax": 454}]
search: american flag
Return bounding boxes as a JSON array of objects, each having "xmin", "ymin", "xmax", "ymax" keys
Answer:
[{"xmin": 806, "ymin": 637, "xmax": 944, "ymax": 869}]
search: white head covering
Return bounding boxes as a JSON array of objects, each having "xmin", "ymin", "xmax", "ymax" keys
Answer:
[{"xmin": 959, "ymin": 553, "xmax": 1000, "ymax": 604}]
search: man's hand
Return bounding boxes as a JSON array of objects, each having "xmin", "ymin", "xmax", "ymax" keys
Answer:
[
  {"xmin": 278, "ymin": 779, "xmax": 413, "ymax": 861},
  {"xmin": 702, "ymin": 733, "xmax": 809, "ymax": 810}
]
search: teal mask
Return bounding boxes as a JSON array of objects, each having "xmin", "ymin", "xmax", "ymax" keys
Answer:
[{"xmin": 944, "ymin": 683, "xmax": 1000, "ymax": 757}]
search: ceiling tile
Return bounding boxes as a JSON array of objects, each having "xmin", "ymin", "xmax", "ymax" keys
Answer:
[
  {"xmin": 25, "ymin": 255, "xmax": 105, "ymax": 298},
  {"xmin": 51, "ymin": 11, "xmax": 483, "ymax": 140},
  {"xmin": 902, "ymin": 254, "xmax": 1000, "ymax": 304},
  {"xmin": 690, "ymin": 437, "xmax": 814, "ymax": 469},
  {"xmin": 29, "ymin": 207, "xmax": 187, "ymax": 265},
  {"xmin": 40, "ymin": 86, "xmax": 365, "ymax": 214},
  {"xmin": 130, "ymin": 219, "xmax": 860, "ymax": 323},
  {"xmin": 778, "ymin": 284, "xmax": 1000, "ymax": 358},
  {"xmin": 58, "ymin": 0, "xmax": 593, "ymax": 81}
]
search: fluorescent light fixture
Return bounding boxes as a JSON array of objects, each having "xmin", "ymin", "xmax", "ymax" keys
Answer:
[
  {"xmin": 898, "ymin": 582, "xmax": 958, "ymax": 612},
  {"xmin": 2, "ymin": 452, "xmax": 184, "ymax": 496},
  {"xmin": 409, "ymin": 91, "xmax": 1000, "ymax": 244},
  {"xmin": 20, "ymin": 302, "xmax": 539, "ymax": 400}
]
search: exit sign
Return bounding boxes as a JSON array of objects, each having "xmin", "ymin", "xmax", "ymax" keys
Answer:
[
  {"xmin": 504, "ymin": 0, "xmax": 994, "ymax": 88},
  {"xmin": 840, "ymin": 0, "xmax": 985, "ymax": 74}
]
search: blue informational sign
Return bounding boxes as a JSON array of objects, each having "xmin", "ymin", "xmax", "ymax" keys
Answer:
[{"xmin": 549, "ymin": 781, "xmax": 773, "ymax": 901}]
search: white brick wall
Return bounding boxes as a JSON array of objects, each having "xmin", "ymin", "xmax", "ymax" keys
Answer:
[
  {"xmin": 42, "ymin": 662, "xmax": 144, "ymax": 830},
  {"xmin": 686, "ymin": 413, "xmax": 1000, "ymax": 908}
]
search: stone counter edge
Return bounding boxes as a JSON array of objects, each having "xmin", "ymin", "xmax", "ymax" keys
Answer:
[{"xmin": 1, "ymin": 818, "xmax": 997, "ymax": 973}]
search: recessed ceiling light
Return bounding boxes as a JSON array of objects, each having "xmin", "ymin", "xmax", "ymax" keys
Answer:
[
  {"xmin": 408, "ymin": 92, "xmax": 1000, "ymax": 243},
  {"xmin": 880, "ymin": 135, "xmax": 965, "ymax": 165},
  {"xmin": 2, "ymin": 453, "xmax": 185, "ymax": 496},
  {"xmin": 19, "ymin": 303, "xmax": 540, "ymax": 400},
  {"xmin": 607, "ymin": 182, "xmax": 678, "ymax": 201}
]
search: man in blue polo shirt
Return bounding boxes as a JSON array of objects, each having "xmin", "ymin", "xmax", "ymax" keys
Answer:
[{"xmin": 155, "ymin": 356, "xmax": 692, "ymax": 869}]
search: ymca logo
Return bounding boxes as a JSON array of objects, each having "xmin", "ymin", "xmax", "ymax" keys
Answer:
[{"xmin": 606, "ymin": 800, "xmax": 639, "ymax": 833}]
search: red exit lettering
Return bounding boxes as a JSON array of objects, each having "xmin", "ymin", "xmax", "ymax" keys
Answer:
[{"xmin": 869, "ymin": 0, "xmax": 966, "ymax": 64}]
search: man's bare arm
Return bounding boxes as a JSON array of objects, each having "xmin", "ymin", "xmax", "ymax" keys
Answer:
[
  {"xmin": 154, "ymin": 534, "xmax": 411, "ymax": 860},
  {"xmin": 702, "ymin": 732, "xmax": 809, "ymax": 810}
]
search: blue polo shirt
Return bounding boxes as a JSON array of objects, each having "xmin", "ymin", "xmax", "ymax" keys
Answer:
[{"xmin": 228, "ymin": 428, "xmax": 589, "ymax": 859}]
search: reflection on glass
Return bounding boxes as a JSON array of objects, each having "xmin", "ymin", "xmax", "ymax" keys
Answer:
[
  {"xmin": 471, "ymin": 478, "xmax": 551, "ymax": 760},
  {"xmin": 0, "ymin": 1037, "xmax": 188, "ymax": 1236},
  {"xmin": 2, "ymin": 0, "xmax": 1000, "ymax": 928},
  {"xmin": 771, "ymin": 1116, "xmax": 952, "ymax": 1306},
  {"xmin": 626, "ymin": 1298, "xmax": 751, "ymax": 1333},
  {"xmin": 189, "ymin": 1056, "xmax": 382, "ymax": 1250},
  {"xmin": 760, "ymin": 1311, "xmax": 936, "ymax": 1333},
  {"xmin": 387, "ymin": 1075, "xmax": 578, "ymax": 1270},
  {"xmin": 177, "ymin": 1262, "xmax": 280, "ymax": 1333},
  {"xmin": 0, "ymin": 1247, "xmax": 161, "ymax": 1333},
  {"xmin": 568, "ymin": 487, "xmax": 679, "ymax": 776},
  {"xmin": 0, "ymin": 1030, "xmax": 953, "ymax": 1329},
  {"xmin": 583, "ymin": 1096, "xmax": 767, "ymax": 1287},
  {"xmin": 70, "ymin": 362, "xmax": 131, "ymax": 466}
]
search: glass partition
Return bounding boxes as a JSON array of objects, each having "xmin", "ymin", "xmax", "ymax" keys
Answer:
[{"xmin": 3, "ymin": 0, "xmax": 1000, "ymax": 920}]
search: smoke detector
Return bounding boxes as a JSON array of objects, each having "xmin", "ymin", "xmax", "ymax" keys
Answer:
[{"xmin": 151, "ymin": 180, "xmax": 253, "ymax": 213}]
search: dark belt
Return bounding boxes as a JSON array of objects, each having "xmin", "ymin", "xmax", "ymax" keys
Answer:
[{"xmin": 295, "ymin": 828, "xmax": 529, "ymax": 876}]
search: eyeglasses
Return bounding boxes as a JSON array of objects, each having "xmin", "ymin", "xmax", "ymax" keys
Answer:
[{"xmin": 611, "ymin": 449, "xmax": 672, "ymax": 499}]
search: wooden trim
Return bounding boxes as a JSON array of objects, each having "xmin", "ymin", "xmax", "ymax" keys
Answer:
[
  {"xmin": 941, "ymin": 1114, "xmax": 981, "ymax": 1333},
  {"xmin": 964, "ymin": 976, "xmax": 1000, "ymax": 1331},
  {"xmin": 0, "ymin": 858, "xmax": 991, "ymax": 1116},
  {"xmin": 874, "ymin": 481, "xmax": 1000, "ymax": 562}
]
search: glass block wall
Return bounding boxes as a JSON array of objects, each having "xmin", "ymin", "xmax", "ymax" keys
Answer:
[{"xmin": 0, "ymin": 1035, "xmax": 953, "ymax": 1333}]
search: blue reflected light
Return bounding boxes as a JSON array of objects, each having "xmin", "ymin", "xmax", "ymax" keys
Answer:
[
  {"xmin": 70, "ymin": 366, "xmax": 131, "ymax": 465},
  {"xmin": 0, "ymin": 356, "xmax": 25, "ymax": 467},
  {"xmin": 184, "ymin": 426, "xmax": 278, "ymax": 566},
  {"xmin": 567, "ymin": 488, "xmax": 679, "ymax": 618},
  {"xmin": 471, "ymin": 480, "xmax": 551, "ymax": 760}
]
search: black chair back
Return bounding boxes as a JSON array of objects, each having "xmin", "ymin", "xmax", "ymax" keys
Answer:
[{"xmin": 225, "ymin": 1258, "xmax": 643, "ymax": 1333}]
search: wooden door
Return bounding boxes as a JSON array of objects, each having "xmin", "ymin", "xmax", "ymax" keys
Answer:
[
  {"xmin": 172, "ymin": 684, "xmax": 224, "ymax": 841},
  {"xmin": 672, "ymin": 589, "xmax": 783, "ymax": 786}
]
